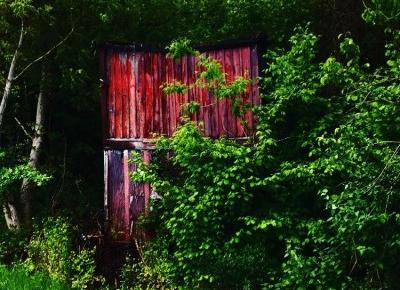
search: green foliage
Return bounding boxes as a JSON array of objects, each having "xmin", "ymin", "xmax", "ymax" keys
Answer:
[
  {"xmin": 119, "ymin": 242, "xmax": 177, "ymax": 290},
  {"xmin": 132, "ymin": 123, "xmax": 272, "ymax": 288},
  {"xmin": 195, "ymin": 54, "xmax": 252, "ymax": 116},
  {"xmin": 70, "ymin": 248, "xmax": 98, "ymax": 289},
  {"xmin": 0, "ymin": 264, "xmax": 70, "ymax": 290},
  {"xmin": 0, "ymin": 227, "xmax": 28, "ymax": 264},
  {"xmin": 0, "ymin": 0, "xmax": 34, "ymax": 17},
  {"xmin": 1, "ymin": 0, "xmax": 399, "ymax": 289},
  {"xmin": 258, "ymin": 25, "xmax": 399, "ymax": 289},
  {"xmin": 182, "ymin": 101, "xmax": 201, "ymax": 115},
  {"xmin": 161, "ymin": 81, "xmax": 188, "ymax": 95},
  {"xmin": 362, "ymin": 0, "xmax": 400, "ymax": 25},
  {"xmin": 0, "ymin": 150, "xmax": 51, "ymax": 203},
  {"xmin": 0, "ymin": 164, "xmax": 50, "ymax": 198},
  {"xmin": 163, "ymin": 43, "xmax": 252, "ymax": 121},
  {"xmin": 24, "ymin": 217, "xmax": 102, "ymax": 289},
  {"xmin": 130, "ymin": 20, "xmax": 400, "ymax": 289},
  {"xmin": 166, "ymin": 38, "xmax": 198, "ymax": 59},
  {"xmin": 25, "ymin": 217, "xmax": 71, "ymax": 281}
]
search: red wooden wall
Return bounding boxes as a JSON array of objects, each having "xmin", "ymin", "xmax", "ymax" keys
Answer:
[{"xmin": 100, "ymin": 39, "xmax": 262, "ymax": 240}]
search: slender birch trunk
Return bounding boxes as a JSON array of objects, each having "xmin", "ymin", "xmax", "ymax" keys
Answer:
[
  {"xmin": 19, "ymin": 65, "xmax": 47, "ymax": 227},
  {"xmin": 0, "ymin": 19, "xmax": 24, "ymax": 140}
]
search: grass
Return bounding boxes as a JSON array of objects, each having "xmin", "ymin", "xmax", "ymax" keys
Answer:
[{"xmin": 0, "ymin": 265, "xmax": 70, "ymax": 290}]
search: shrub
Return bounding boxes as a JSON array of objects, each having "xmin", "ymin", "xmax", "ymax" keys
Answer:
[
  {"xmin": 24, "ymin": 217, "xmax": 103, "ymax": 289},
  {"xmin": 119, "ymin": 239, "xmax": 177, "ymax": 290}
]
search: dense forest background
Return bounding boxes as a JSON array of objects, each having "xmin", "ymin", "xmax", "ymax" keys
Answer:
[{"xmin": 0, "ymin": 0, "xmax": 399, "ymax": 289}]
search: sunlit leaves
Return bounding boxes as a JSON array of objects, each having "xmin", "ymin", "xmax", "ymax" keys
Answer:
[
  {"xmin": 0, "ymin": 151, "xmax": 51, "ymax": 201},
  {"xmin": 166, "ymin": 38, "xmax": 198, "ymax": 59},
  {"xmin": 132, "ymin": 20, "xmax": 400, "ymax": 290},
  {"xmin": 3, "ymin": 0, "xmax": 34, "ymax": 17}
]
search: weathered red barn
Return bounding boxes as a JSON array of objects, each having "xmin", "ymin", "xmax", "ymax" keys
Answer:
[{"xmin": 99, "ymin": 38, "xmax": 263, "ymax": 241}]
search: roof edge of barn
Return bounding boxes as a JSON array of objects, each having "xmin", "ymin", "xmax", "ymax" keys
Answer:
[{"xmin": 98, "ymin": 33, "xmax": 267, "ymax": 53}]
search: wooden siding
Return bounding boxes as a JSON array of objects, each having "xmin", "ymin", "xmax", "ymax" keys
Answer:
[{"xmin": 100, "ymin": 44, "xmax": 260, "ymax": 140}]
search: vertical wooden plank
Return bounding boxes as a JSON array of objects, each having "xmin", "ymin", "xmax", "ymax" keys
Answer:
[
  {"xmin": 158, "ymin": 54, "xmax": 163, "ymax": 135},
  {"xmin": 114, "ymin": 54, "xmax": 123, "ymax": 138},
  {"xmin": 224, "ymin": 48, "xmax": 236, "ymax": 137},
  {"xmin": 123, "ymin": 150, "xmax": 130, "ymax": 239},
  {"xmin": 135, "ymin": 52, "xmax": 142, "ymax": 139},
  {"xmin": 216, "ymin": 49, "xmax": 226, "ymax": 137},
  {"xmin": 212, "ymin": 50, "xmax": 221, "ymax": 138},
  {"xmin": 129, "ymin": 150, "xmax": 146, "ymax": 238},
  {"xmin": 138, "ymin": 52, "xmax": 146, "ymax": 138},
  {"xmin": 172, "ymin": 58, "xmax": 180, "ymax": 133},
  {"xmin": 160, "ymin": 54, "xmax": 167, "ymax": 135},
  {"xmin": 129, "ymin": 51, "xmax": 137, "ymax": 138},
  {"xmin": 207, "ymin": 50, "xmax": 215, "ymax": 138},
  {"xmin": 232, "ymin": 47, "xmax": 244, "ymax": 137},
  {"xmin": 114, "ymin": 54, "xmax": 122, "ymax": 138},
  {"xmin": 218, "ymin": 50, "xmax": 226, "ymax": 137},
  {"xmin": 152, "ymin": 53, "xmax": 160, "ymax": 135},
  {"xmin": 215, "ymin": 50, "xmax": 221, "ymax": 137},
  {"xmin": 202, "ymin": 52, "xmax": 211, "ymax": 136},
  {"xmin": 121, "ymin": 50, "xmax": 130, "ymax": 138},
  {"xmin": 182, "ymin": 55, "xmax": 189, "ymax": 116},
  {"xmin": 188, "ymin": 55, "xmax": 197, "ymax": 122},
  {"xmin": 169, "ymin": 58, "xmax": 176, "ymax": 135},
  {"xmin": 108, "ymin": 150, "xmax": 125, "ymax": 240},
  {"xmin": 108, "ymin": 51, "xmax": 116, "ymax": 138},
  {"xmin": 145, "ymin": 52, "xmax": 153, "ymax": 138},
  {"xmin": 175, "ymin": 57, "xmax": 183, "ymax": 129},
  {"xmin": 251, "ymin": 44, "xmax": 260, "ymax": 106},
  {"xmin": 195, "ymin": 55, "xmax": 204, "ymax": 130},
  {"xmin": 241, "ymin": 46, "xmax": 253, "ymax": 133},
  {"xmin": 164, "ymin": 56, "xmax": 170, "ymax": 136},
  {"xmin": 104, "ymin": 150, "xmax": 109, "ymax": 222},
  {"xmin": 143, "ymin": 150, "xmax": 151, "ymax": 215},
  {"xmin": 221, "ymin": 48, "xmax": 229, "ymax": 137}
]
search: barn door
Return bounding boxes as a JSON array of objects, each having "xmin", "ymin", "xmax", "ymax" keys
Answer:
[
  {"xmin": 104, "ymin": 149, "xmax": 151, "ymax": 241},
  {"xmin": 105, "ymin": 150, "xmax": 127, "ymax": 240}
]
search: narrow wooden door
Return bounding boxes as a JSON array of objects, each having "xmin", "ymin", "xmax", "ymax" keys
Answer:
[
  {"xmin": 105, "ymin": 150, "xmax": 126, "ymax": 240},
  {"xmin": 105, "ymin": 149, "xmax": 150, "ymax": 240}
]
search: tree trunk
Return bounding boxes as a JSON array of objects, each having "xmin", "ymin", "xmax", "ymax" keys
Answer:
[
  {"xmin": 3, "ymin": 201, "xmax": 21, "ymax": 230},
  {"xmin": 1, "ymin": 20, "xmax": 24, "ymax": 229},
  {"xmin": 19, "ymin": 65, "xmax": 47, "ymax": 227},
  {"xmin": 0, "ymin": 19, "xmax": 24, "ymax": 141}
]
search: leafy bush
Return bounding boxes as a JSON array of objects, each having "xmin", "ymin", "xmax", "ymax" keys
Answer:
[
  {"xmin": 258, "ymin": 25, "xmax": 400, "ymax": 290},
  {"xmin": 119, "ymin": 240, "xmax": 176, "ymax": 290},
  {"xmin": 24, "ymin": 217, "xmax": 103, "ymax": 289}
]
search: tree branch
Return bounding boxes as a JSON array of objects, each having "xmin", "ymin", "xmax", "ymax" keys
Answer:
[
  {"xmin": 13, "ymin": 27, "xmax": 74, "ymax": 81},
  {"xmin": 14, "ymin": 117, "xmax": 32, "ymax": 140}
]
